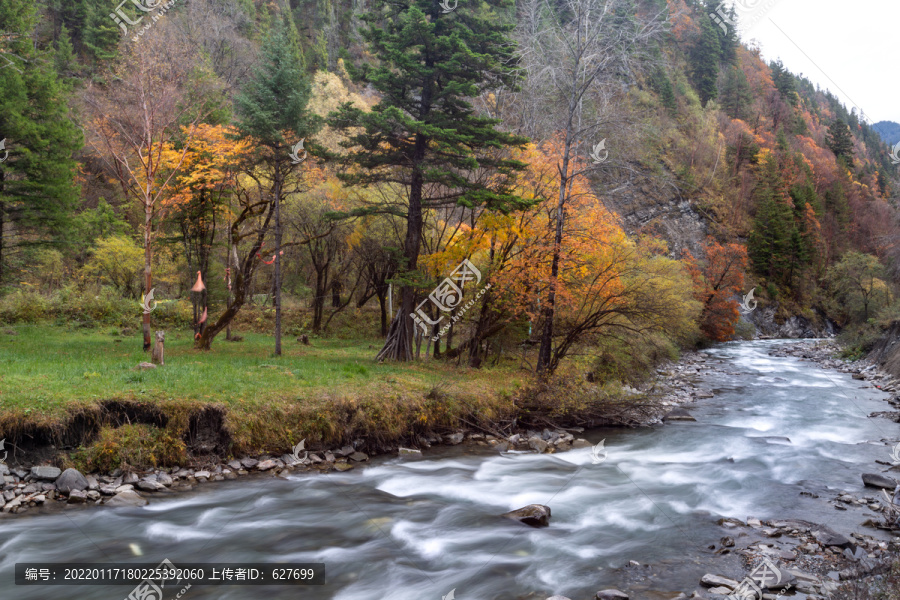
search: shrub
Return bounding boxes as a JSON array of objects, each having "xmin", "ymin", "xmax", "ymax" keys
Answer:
[
  {"xmin": 68, "ymin": 424, "xmax": 187, "ymax": 473},
  {"xmin": 0, "ymin": 289, "xmax": 51, "ymax": 323}
]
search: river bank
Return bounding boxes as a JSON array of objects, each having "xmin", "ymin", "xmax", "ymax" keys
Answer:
[
  {"xmin": 4, "ymin": 340, "xmax": 900, "ymax": 600},
  {"xmin": 0, "ymin": 349, "xmax": 719, "ymax": 517}
]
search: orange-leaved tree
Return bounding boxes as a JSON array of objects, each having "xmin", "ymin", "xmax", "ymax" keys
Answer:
[{"xmin": 685, "ymin": 238, "xmax": 748, "ymax": 341}]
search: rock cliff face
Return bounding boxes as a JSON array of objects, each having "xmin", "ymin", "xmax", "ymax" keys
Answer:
[
  {"xmin": 866, "ymin": 321, "xmax": 900, "ymax": 378},
  {"xmin": 598, "ymin": 181, "xmax": 707, "ymax": 259},
  {"xmin": 599, "ymin": 181, "xmax": 839, "ymax": 340},
  {"xmin": 743, "ymin": 306, "xmax": 837, "ymax": 339}
]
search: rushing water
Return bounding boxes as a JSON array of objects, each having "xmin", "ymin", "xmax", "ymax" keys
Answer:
[{"xmin": 2, "ymin": 340, "xmax": 900, "ymax": 600}]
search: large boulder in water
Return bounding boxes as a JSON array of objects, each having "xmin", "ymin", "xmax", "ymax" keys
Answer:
[
  {"xmin": 862, "ymin": 473, "xmax": 897, "ymax": 489},
  {"xmin": 502, "ymin": 504, "xmax": 551, "ymax": 527}
]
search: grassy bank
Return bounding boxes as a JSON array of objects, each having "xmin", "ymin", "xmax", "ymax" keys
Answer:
[{"xmin": 0, "ymin": 325, "xmax": 528, "ymax": 469}]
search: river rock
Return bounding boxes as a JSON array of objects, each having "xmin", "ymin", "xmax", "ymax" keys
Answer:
[
  {"xmin": 194, "ymin": 471, "xmax": 210, "ymax": 480},
  {"xmin": 67, "ymin": 489, "xmax": 88, "ymax": 504},
  {"xmin": 156, "ymin": 472, "xmax": 173, "ymax": 486},
  {"xmin": 700, "ymin": 574, "xmax": 739, "ymax": 589},
  {"xmin": 529, "ymin": 437, "xmax": 549, "ymax": 453},
  {"xmin": 596, "ymin": 590, "xmax": 629, "ymax": 600},
  {"xmin": 502, "ymin": 504, "xmax": 551, "ymax": 527},
  {"xmin": 663, "ymin": 408, "xmax": 696, "ymax": 422},
  {"xmin": 399, "ymin": 447, "xmax": 422, "ymax": 456},
  {"xmin": 812, "ymin": 525, "xmax": 852, "ymax": 549},
  {"xmin": 136, "ymin": 480, "xmax": 166, "ymax": 492},
  {"xmin": 349, "ymin": 452, "xmax": 369, "ymax": 462},
  {"xmin": 123, "ymin": 472, "xmax": 139, "ymax": 484},
  {"xmin": 227, "ymin": 460, "xmax": 242, "ymax": 470},
  {"xmin": 106, "ymin": 490, "xmax": 148, "ymax": 507},
  {"xmin": 333, "ymin": 463, "xmax": 354, "ymax": 472},
  {"xmin": 256, "ymin": 460, "xmax": 279, "ymax": 471},
  {"xmin": 572, "ymin": 439, "xmax": 592, "ymax": 448},
  {"xmin": 706, "ymin": 587, "xmax": 732, "ymax": 596},
  {"xmin": 546, "ymin": 597, "xmax": 572, "ymax": 600},
  {"xmin": 240, "ymin": 458, "xmax": 258, "ymax": 469},
  {"xmin": 445, "ymin": 433, "xmax": 465, "ymax": 445},
  {"xmin": 862, "ymin": 473, "xmax": 896, "ymax": 489},
  {"xmin": 335, "ymin": 445, "xmax": 355, "ymax": 457},
  {"xmin": 31, "ymin": 466, "xmax": 61, "ymax": 480},
  {"xmin": 55, "ymin": 468, "xmax": 89, "ymax": 493}
]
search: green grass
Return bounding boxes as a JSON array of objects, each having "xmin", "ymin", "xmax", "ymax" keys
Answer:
[{"xmin": 0, "ymin": 325, "xmax": 526, "ymax": 459}]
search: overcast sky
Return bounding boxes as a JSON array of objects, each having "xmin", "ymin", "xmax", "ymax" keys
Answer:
[{"xmin": 730, "ymin": 0, "xmax": 899, "ymax": 125}]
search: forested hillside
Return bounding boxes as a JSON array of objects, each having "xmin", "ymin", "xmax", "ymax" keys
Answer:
[{"xmin": 2, "ymin": 0, "xmax": 899, "ymax": 377}]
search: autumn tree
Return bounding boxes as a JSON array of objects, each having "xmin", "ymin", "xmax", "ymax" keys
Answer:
[
  {"xmin": 328, "ymin": 0, "xmax": 530, "ymax": 361},
  {"xmin": 685, "ymin": 238, "xmax": 748, "ymax": 341},
  {"xmin": 513, "ymin": 0, "xmax": 665, "ymax": 374},
  {"xmin": 161, "ymin": 124, "xmax": 244, "ymax": 336},
  {"xmin": 84, "ymin": 25, "xmax": 224, "ymax": 350},
  {"xmin": 827, "ymin": 251, "xmax": 888, "ymax": 323}
]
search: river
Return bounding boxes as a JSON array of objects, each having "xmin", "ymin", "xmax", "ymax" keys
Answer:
[{"xmin": 1, "ymin": 340, "xmax": 898, "ymax": 600}]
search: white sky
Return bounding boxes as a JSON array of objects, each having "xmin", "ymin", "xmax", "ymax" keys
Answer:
[{"xmin": 730, "ymin": 0, "xmax": 900, "ymax": 125}]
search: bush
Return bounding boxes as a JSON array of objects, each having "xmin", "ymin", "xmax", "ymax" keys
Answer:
[
  {"xmin": 0, "ymin": 289, "xmax": 51, "ymax": 323},
  {"xmin": 68, "ymin": 424, "xmax": 187, "ymax": 473}
]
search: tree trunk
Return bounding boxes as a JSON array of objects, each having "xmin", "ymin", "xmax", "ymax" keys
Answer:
[
  {"xmin": 0, "ymin": 199, "xmax": 5, "ymax": 283},
  {"xmin": 226, "ymin": 227, "xmax": 234, "ymax": 340},
  {"xmin": 376, "ymin": 166, "xmax": 423, "ymax": 361},
  {"xmin": 377, "ymin": 289, "xmax": 388, "ymax": 337},
  {"xmin": 142, "ymin": 202, "xmax": 153, "ymax": 351},
  {"xmin": 537, "ymin": 178, "xmax": 567, "ymax": 374},
  {"xmin": 274, "ymin": 173, "xmax": 283, "ymax": 356},
  {"xmin": 331, "ymin": 279, "xmax": 342, "ymax": 308}
]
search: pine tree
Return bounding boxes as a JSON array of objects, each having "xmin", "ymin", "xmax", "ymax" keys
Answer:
[
  {"xmin": 329, "ymin": 0, "xmax": 529, "ymax": 361},
  {"xmin": 233, "ymin": 12, "xmax": 319, "ymax": 356},
  {"xmin": 771, "ymin": 60, "xmax": 798, "ymax": 107},
  {"xmin": 826, "ymin": 118, "xmax": 855, "ymax": 161},
  {"xmin": 690, "ymin": 14, "xmax": 721, "ymax": 106},
  {"xmin": 720, "ymin": 66, "xmax": 752, "ymax": 121},
  {"xmin": 650, "ymin": 66, "xmax": 677, "ymax": 113},
  {"xmin": 748, "ymin": 156, "xmax": 795, "ymax": 281},
  {"xmin": 81, "ymin": 0, "xmax": 119, "ymax": 63},
  {"xmin": 0, "ymin": 0, "xmax": 82, "ymax": 281}
]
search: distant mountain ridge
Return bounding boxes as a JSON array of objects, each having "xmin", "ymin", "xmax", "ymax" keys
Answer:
[{"xmin": 873, "ymin": 121, "xmax": 900, "ymax": 145}]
